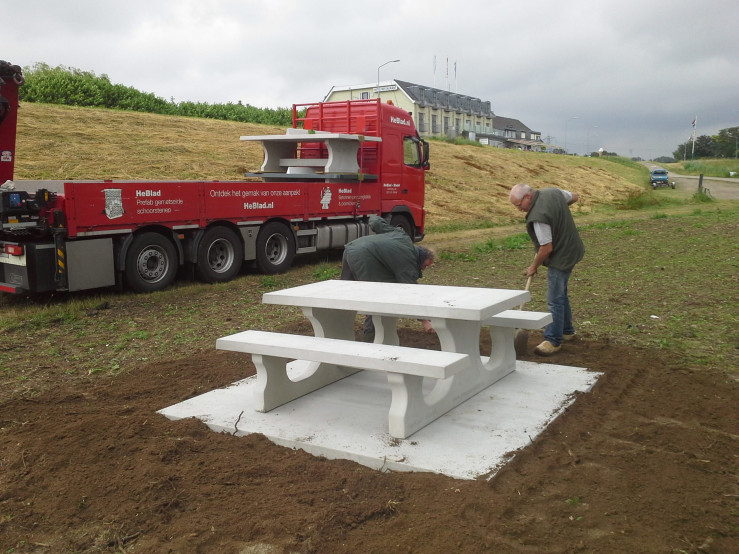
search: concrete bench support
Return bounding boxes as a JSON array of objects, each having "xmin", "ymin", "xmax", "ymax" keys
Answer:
[
  {"xmin": 216, "ymin": 330, "xmax": 470, "ymax": 438},
  {"xmin": 483, "ymin": 309, "xmax": 552, "ymax": 364}
]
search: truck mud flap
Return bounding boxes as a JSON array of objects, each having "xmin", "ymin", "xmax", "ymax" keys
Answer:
[{"xmin": 0, "ymin": 242, "xmax": 56, "ymax": 293}]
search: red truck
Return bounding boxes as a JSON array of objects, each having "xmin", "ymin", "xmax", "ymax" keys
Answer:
[{"xmin": 0, "ymin": 62, "xmax": 429, "ymax": 294}]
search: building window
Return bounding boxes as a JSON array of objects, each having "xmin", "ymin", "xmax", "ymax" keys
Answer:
[{"xmin": 360, "ymin": 91, "xmax": 369, "ymax": 100}]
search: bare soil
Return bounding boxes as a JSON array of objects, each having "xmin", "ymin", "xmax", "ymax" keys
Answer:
[{"xmin": 1, "ymin": 325, "xmax": 736, "ymax": 553}]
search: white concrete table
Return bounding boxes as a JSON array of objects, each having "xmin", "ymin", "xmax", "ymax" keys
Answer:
[{"xmin": 261, "ymin": 280, "xmax": 530, "ymax": 436}]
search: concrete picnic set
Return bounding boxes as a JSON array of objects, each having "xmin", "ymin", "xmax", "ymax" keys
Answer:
[{"xmin": 215, "ymin": 279, "xmax": 551, "ymax": 439}]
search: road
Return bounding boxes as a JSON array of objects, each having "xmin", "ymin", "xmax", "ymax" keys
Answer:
[{"xmin": 642, "ymin": 162, "xmax": 739, "ymax": 200}]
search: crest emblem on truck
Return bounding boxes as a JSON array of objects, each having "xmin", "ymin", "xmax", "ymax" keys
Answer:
[
  {"xmin": 103, "ymin": 189, "xmax": 124, "ymax": 219},
  {"xmin": 320, "ymin": 187, "xmax": 332, "ymax": 209}
]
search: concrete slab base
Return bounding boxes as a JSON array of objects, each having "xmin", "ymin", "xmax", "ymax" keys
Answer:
[{"xmin": 159, "ymin": 361, "xmax": 600, "ymax": 480}]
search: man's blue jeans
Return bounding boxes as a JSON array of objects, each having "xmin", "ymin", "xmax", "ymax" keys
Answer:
[{"xmin": 544, "ymin": 266, "xmax": 575, "ymax": 346}]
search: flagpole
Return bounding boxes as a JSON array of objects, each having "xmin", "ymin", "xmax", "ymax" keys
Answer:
[{"xmin": 691, "ymin": 116, "xmax": 697, "ymax": 160}]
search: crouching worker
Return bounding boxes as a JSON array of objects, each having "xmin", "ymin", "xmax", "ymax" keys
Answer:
[{"xmin": 341, "ymin": 215, "xmax": 435, "ymax": 342}]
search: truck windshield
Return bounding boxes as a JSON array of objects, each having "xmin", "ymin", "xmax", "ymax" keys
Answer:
[{"xmin": 403, "ymin": 137, "xmax": 422, "ymax": 166}]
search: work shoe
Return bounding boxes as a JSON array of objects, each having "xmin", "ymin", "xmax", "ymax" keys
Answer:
[
  {"xmin": 534, "ymin": 340, "xmax": 561, "ymax": 356},
  {"xmin": 563, "ymin": 332, "xmax": 576, "ymax": 341}
]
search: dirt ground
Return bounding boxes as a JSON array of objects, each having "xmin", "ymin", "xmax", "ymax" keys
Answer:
[{"xmin": 1, "ymin": 323, "xmax": 736, "ymax": 554}]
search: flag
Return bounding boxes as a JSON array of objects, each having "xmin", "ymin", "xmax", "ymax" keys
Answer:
[{"xmin": 691, "ymin": 117, "xmax": 696, "ymax": 128}]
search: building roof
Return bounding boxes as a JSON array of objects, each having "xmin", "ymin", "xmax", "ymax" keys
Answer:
[
  {"xmin": 491, "ymin": 116, "xmax": 534, "ymax": 133},
  {"xmin": 393, "ymin": 80, "xmax": 493, "ymax": 117}
]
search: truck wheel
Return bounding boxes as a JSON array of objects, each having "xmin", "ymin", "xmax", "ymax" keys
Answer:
[
  {"xmin": 125, "ymin": 232, "xmax": 178, "ymax": 293},
  {"xmin": 196, "ymin": 226, "xmax": 243, "ymax": 283},
  {"xmin": 255, "ymin": 221, "xmax": 295, "ymax": 274},
  {"xmin": 390, "ymin": 214, "xmax": 414, "ymax": 240}
]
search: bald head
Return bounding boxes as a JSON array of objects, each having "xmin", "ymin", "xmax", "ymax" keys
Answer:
[{"xmin": 510, "ymin": 183, "xmax": 533, "ymax": 204}]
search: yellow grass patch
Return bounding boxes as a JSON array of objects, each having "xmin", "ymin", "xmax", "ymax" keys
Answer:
[{"xmin": 14, "ymin": 103, "xmax": 644, "ymax": 227}]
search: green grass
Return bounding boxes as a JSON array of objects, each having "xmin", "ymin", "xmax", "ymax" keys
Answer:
[
  {"xmin": 0, "ymin": 204, "xmax": 737, "ymax": 400},
  {"xmin": 663, "ymin": 158, "xmax": 739, "ymax": 178},
  {"xmin": 616, "ymin": 190, "xmax": 685, "ymax": 210},
  {"xmin": 472, "ymin": 233, "xmax": 531, "ymax": 253},
  {"xmin": 600, "ymin": 155, "xmax": 648, "ymax": 172},
  {"xmin": 432, "ymin": 205, "xmax": 738, "ymax": 374},
  {"xmin": 425, "ymin": 219, "xmax": 502, "ymax": 234}
]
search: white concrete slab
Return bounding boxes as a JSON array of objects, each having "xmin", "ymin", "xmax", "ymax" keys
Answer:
[{"xmin": 158, "ymin": 361, "xmax": 600, "ymax": 480}]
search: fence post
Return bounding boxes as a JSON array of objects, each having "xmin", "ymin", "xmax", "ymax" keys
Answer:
[{"xmin": 698, "ymin": 174, "xmax": 704, "ymax": 194}]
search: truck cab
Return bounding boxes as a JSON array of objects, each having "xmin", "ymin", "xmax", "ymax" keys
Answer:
[{"xmin": 293, "ymin": 99, "xmax": 429, "ymax": 239}]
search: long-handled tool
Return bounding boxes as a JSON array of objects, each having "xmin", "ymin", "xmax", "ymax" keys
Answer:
[{"xmin": 513, "ymin": 274, "xmax": 533, "ymax": 356}]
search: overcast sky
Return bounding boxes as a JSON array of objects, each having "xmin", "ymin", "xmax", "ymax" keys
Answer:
[{"xmin": 6, "ymin": 0, "xmax": 738, "ymax": 159}]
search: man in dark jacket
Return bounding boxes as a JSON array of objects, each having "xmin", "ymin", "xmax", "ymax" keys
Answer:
[
  {"xmin": 341, "ymin": 215, "xmax": 435, "ymax": 340},
  {"xmin": 510, "ymin": 183, "xmax": 585, "ymax": 355}
]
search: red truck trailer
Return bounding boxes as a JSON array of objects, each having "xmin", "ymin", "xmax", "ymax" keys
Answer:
[{"xmin": 0, "ymin": 62, "xmax": 429, "ymax": 294}]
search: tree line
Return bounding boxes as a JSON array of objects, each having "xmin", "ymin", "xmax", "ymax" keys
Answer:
[
  {"xmin": 673, "ymin": 127, "xmax": 738, "ymax": 161},
  {"xmin": 17, "ymin": 63, "xmax": 294, "ymax": 126}
]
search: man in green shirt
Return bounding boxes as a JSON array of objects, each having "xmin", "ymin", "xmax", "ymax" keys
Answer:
[
  {"xmin": 510, "ymin": 183, "xmax": 585, "ymax": 355},
  {"xmin": 341, "ymin": 215, "xmax": 435, "ymax": 341}
]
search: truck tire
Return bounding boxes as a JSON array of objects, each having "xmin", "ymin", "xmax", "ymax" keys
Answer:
[
  {"xmin": 390, "ymin": 214, "xmax": 414, "ymax": 240},
  {"xmin": 125, "ymin": 232, "xmax": 178, "ymax": 293},
  {"xmin": 195, "ymin": 226, "xmax": 243, "ymax": 283},
  {"xmin": 255, "ymin": 221, "xmax": 295, "ymax": 274}
]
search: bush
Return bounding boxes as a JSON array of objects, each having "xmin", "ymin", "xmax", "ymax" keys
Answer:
[{"xmin": 18, "ymin": 63, "xmax": 292, "ymax": 126}]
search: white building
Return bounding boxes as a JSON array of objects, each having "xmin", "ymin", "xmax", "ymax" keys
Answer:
[{"xmin": 324, "ymin": 79, "xmax": 550, "ymax": 151}]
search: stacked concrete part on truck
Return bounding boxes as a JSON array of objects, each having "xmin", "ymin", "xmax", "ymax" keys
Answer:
[{"xmin": 0, "ymin": 63, "xmax": 430, "ymax": 294}]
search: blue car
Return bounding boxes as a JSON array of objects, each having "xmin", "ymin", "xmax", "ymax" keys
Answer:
[{"xmin": 650, "ymin": 169, "xmax": 675, "ymax": 189}]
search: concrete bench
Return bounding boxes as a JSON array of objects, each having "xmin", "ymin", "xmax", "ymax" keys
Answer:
[
  {"xmin": 279, "ymin": 158, "xmax": 328, "ymax": 167},
  {"xmin": 216, "ymin": 330, "xmax": 471, "ymax": 438},
  {"xmin": 484, "ymin": 309, "xmax": 552, "ymax": 329}
]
